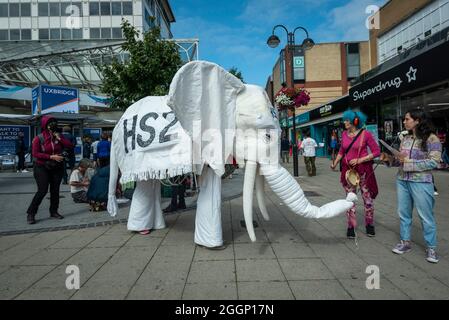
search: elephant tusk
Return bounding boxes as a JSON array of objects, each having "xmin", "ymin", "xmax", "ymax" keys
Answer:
[
  {"xmin": 243, "ymin": 160, "xmax": 258, "ymax": 242},
  {"xmin": 255, "ymin": 166, "xmax": 270, "ymax": 221}
]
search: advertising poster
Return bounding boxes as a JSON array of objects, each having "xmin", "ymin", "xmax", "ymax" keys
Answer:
[{"xmin": 0, "ymin": 125, "xmax": 31, "ymax": 155}]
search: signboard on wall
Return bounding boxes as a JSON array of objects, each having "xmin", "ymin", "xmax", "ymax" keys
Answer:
[
  {"xmin": 32, "ymin": 85, "xmax": 79, "ymax": 115},
  {"xmin": 0, "ymin": 125, "xmax": 31, "ymax": 155}
]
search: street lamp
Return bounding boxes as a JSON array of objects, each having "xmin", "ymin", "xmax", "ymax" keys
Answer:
[{"xmin": 267, "ymin": 25, "xmax": 314, "ymax": 177}]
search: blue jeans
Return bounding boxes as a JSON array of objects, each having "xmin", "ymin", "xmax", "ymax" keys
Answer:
[{"xmin": 396, "ymin": 179, "xmax": 437, "ymax": 248}]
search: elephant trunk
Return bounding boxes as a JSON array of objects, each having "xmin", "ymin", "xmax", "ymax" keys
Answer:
[{"xmin": 260, "ymin": 165, "xmax": 357, "ymax": 219}]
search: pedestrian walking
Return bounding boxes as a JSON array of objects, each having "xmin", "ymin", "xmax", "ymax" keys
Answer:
[
  {"xmin": 330, "ymin": 130, "xmax": 338, "ymax": 161},
  {"xmin": 386, "ymin": 109, "xmax": 442, "ymax": 263},
  {"xmin": 61, "ymin": 126, "xmax": 76, "ymax": 184},
  {"xmin": 300, "ymin": 131, "xmax": 318, "ymax": 176},
  {"xmin": 331, "ymin": 110, "xmax": 380, "ymax": 239},
  {"xmin": 26, "ymin": 116, "xmax": 74, "ymax": 224},
  {"xmin": 82, "ymin": 136, "xmax": 92, "ymax": 159},
  {"xmin": 97, "ymin": 132, "xmax": 111, "ymax": 167},
  {"xmin": 15, "ymin": 131, "xmax": 28, "ymax": 172},
  {"xmin": 281, "ymin": 134, "xmax": 290, "ymax": 163}
]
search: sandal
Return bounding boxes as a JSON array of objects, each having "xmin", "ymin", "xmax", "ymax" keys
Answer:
[{"xmin": 138, "ymin": 229, "xmax": 151, "ymax": 235}]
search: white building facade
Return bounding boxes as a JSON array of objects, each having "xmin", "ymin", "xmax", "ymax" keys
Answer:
[{"xmin": 0, "ymin": 0, "xmax": 174, "ymax": 41}]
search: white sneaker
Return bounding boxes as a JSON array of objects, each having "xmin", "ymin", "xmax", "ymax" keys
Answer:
[
  {"xmin": 434, "ymin": 191, "xmax": 439, "ymax": 196},
  {"xmin": 21, "ymin": 169, "xmax": 29, "ymax": 173}
]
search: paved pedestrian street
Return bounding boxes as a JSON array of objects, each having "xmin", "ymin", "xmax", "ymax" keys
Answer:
[{"xmin": 1, "ymin": 158, "xmax": 449, "ymax": 300}]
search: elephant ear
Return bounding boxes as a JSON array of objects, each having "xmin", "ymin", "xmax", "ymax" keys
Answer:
[{"xmin": 167, "ymin": 61, "xmax": 245, "ymax": 176}]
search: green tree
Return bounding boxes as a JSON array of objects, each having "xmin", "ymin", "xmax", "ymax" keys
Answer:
[
  {"xmin": 100, "ymin": 19, "xmax": 183, "ymax": 109},
  {"xmin": 228, "ymin": 67, "xmax": 244, "ymax": 83}
]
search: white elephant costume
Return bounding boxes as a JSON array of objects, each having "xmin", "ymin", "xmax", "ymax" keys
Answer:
[
  {"xmin": 108, "ymin": 96, "xmax": 192, "ymax": 232},
  {"xmin": 167, "ymin": 61, "xmax": 358, "ymax": 243}
]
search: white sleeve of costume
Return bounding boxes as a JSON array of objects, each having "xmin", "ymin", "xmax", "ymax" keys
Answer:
[
  {"xmin": 127, "ymin": 180, "xmax": 165, "ymax": 231},
  {"xmin": 107, "ymin": 139, "xmax": 119, "ymax": 217},
  {"xmin": 194, "ymin": 166, "xmax": 223, "ymax": 247}
]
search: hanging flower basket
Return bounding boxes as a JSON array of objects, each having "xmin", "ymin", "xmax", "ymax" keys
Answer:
[{"xmin": 274, "ymin": 87, "xmax": 311, "ymax": 111}]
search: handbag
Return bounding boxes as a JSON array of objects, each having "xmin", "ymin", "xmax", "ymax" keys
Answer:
[{"xmin": 44, "ymin": 159, "xmax": 61, "ymax": 170}]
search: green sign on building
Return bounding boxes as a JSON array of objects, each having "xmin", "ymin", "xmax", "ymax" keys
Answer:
[{"xmin": 294, "ymin": 56, "xmax": 304, "ymax": 68}]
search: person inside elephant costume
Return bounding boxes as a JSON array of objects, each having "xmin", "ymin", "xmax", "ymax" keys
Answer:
[{"xmin": 108, "ymin": 61, "xmax": 357, "ymax": 246}]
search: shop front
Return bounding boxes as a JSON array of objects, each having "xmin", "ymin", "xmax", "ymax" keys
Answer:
[
  {"xmin": 349, "ymin": 29, "xmax": 449, "ymax": 148},
  {"xmin": 298, "ymin": 95, "xmax": 350, "ymax": 157}
]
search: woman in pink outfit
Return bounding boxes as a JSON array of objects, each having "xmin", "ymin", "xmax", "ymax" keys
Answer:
[{"xmin": 331, "ymin": 111, "xmax": 380, "ymax": 239}]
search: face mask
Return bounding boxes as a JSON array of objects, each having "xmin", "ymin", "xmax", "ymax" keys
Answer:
[{"xmin": 47, "ymin": 121, "xmax": 58, "ymax": 131}]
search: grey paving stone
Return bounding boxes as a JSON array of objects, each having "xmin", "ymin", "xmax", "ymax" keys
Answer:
[
  {"xmin": 387, "ymin": 276, "xmax": 449, "ymax": 300},
  {"xmin": 194, "ymin": 244, "xmax": 235, "ymax": 261},
  {"xmin": 49, "ymin": 226, "xmax": 109, "ymax": 248},
  {"xmin": 187, "ymin": 260, "xmax": 236, "ymax": 284},
  {"xmin": 0, "ymin": 265, "xmax": 53, "ymax": 299},
  {"xmin": 0, "ymin": 248, "xmax": 42, "ymax": 266},
  {"xmin": 264, "ymin": 230, "xmax": 305, "ymax": 243},
  {"xmin": 271, "ymin": 243, "xmax": 317, "ymax": 259},
  {"xmin": 152, "ymin": 244, "xmax": 195, "ymax": 262},
  {"xmin": 20, "ymin": 248, "xmax": 79, "ymax": 266},
  {"xmin": 124, "ymin": 234, "xmax": 164, "ymax": 248},
  {"xmin": 279, "ymin": 258, "xmax": 335, "ymax": 281},
  {"xmin": 232, "ymin": 230, "xmax": 269, "ymax": 244},
  {"xmin": 81, "ymin": 246, "xmax": 156, "ymax": 288},
  {"xmin": 86, "ymin": 233, "xmax": 133, "ymax": 248},
  {"xmin": 237, "ymin": 281, "xmax": 294, "ymax": 300},
  {"xmin": 339, "ymin": 278, "xmax": 410, "ymax": 300},
  {"xmin": 289, "ymin": 280, "xmax": 352, "ymax": 300},
  {"xmin": 71, "ymin": 284, "xmax": 131, "ymax": 300},
  {"xmin": 182, "ymin": 282, "xmax": 237, "ymax": 300},
  {"xmin": 236, "ymin": 259, "xmax": 284, "ymax": 282},
  {"xmin": 234, "ymin": 243, "xmax": 276, "ymax": 260},
  {"xmin": 127, "ymin": 281, "xmax": 185, "ymax": 300},
  {"xmin": 0, "ymin": 234, "xmax": 37, "ymax": 252}
]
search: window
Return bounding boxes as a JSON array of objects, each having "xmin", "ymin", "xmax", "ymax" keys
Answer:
[
  {"xmin": 72, "ymin": 29, "xmax": 83, "ymax": 39},
  {"xmin": 0, "ymin": 4, "xmax": 7, "ymax": 17},
  {"xmin": 0, "ymin": 30, "xmax": 8, "ymax": 40},
  {"xmin": 21, "ymin": 29, "xmax": 31, "ymax": 40},
  {"xmin": 280, "ymin": 51, "xmax": 286, "ymax": 85},
  {"xmin": 39, "ymin": 29, "xmax": 49, "ymax": 40},
  {"xmin": 100, "ymin": 2, "xmax": 111, "ymax": 15},
  {"xmin": 149, "ymin": 0, "xmax": 155, "ymax": 14},
  {"xmin": 38, "ymin": 3, "xmax": 48, "ymax": 16},
  {"xmin": 50, "ymin": 29, "xmax": 61, "ymax": 40},
  {"xmin": 61, "ymin": 3, "xmax": 71, "ymax": 16},
  {"xmin": 90, "ymin": 28, "xmax": 100, "ymax": 39},
  {"xmin": 61, "ymin": 29, "xmax": 71, "ymax": 40},
  {"xmin": 112, "ymin": 2, "xmax": 122, "ymax": 15},
  {"xmin": 89, "ymin": 2, "xmax": 99, "ymax": 16},
  {"xmin": 49, "ymin": 3, "xmax": 60, "ymax": 16},
  {"xmin": 71, "ymin": 2, "xmax": 83, "ymax": 17},
  {"xmin": 346, "ymin": 43, "xmax": 360, "ymax": 80},
  {"xmin": 9, "ymin": 29, "xmax": 20, "ymax": 40},
  {"xmin": 9, "ymin": 3, "xmax": 20, "ymax": 17},
  {"xmin": 293, "ymin": 47, "xmax": 305, "ymax": 81},
  {"xmin": 122, "ymin": 2, "xmax": 133, "ymax": 15},
  {"xmin": 101, "ymin": 28, "xmax": 111, "ymax": 39},
  {"xmin": 21, "ymin": 3, "xmax": 31, "ymax": 17},
  {"xmin": 112, "ymin": 27, "xmax": 122, "ymax": 39}
]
